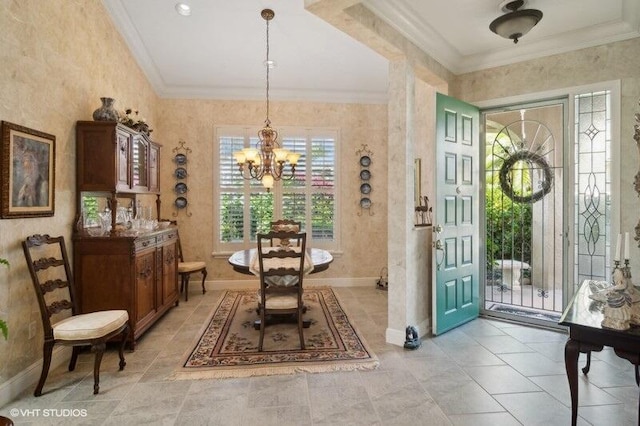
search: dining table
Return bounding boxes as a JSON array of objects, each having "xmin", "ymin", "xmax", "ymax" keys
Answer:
[
  {"xmin": 559, "ymin": 279, "xmax": 640, "ymax": 426},
  {"xmin": 228, "ymin": 247, "xmax": 333, "ymax": 329},
  {"xmin": 228, "ymin": 247, "xmax": 333, "ymax": 275}
]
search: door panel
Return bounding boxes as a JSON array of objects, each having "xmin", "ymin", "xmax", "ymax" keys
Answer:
[{"xmin": 433, "ymin": 93, "xmax": 480, "ymax": 335}]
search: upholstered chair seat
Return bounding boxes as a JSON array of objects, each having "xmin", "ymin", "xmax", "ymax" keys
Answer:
[
  {"xmin": 53, "ymin": 310, "xmax": 129, "ymax": 341},
  {"xmin": 178, "ymin": 261, "xmax": 207, "ymax": 274}
]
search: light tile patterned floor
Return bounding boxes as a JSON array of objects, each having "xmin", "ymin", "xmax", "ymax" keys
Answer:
[{"xmin": 1, "ymin": 286, "xmax": 638, "ymax": 425}]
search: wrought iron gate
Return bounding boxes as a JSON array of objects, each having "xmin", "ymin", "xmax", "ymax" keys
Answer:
[{"xmin": 484, "ymin": 104, "xmax": 565, "ymax": 322}]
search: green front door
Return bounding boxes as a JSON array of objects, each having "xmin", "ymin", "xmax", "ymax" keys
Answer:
[{"xmin": 433, "ymin": 93, "xmax": 480, "ymax": 335}]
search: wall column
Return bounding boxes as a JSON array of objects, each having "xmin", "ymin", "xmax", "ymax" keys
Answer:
[{"xmin": 386, "ymin": 59, "xmax": 428, "ymax": 345}]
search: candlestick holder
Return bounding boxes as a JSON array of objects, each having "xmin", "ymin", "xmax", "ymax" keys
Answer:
[{"xmin": 600, "ymin": 259, "xmax": 638, "ymax": 330}]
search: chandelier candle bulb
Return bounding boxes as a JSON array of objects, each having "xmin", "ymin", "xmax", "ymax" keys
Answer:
[
  {"xmin": 243, "ymin": 148, "xmax": 259, "ymax": 163},
  {"xmin": 615, "ymin": 234, "xmax": 621, "ymax": 262},
  {"xmin": 262, "ymin": 174, "xmax": 274, "ymax": 189},
  {"xmin": 273, "ymin": 148, "xmax": 288, "ymax": 162},
  {"xmin": 287, "ymin": 153, "xmax": 300, "ymax": 165},
  {"xmin": 233, "ymin": 151, "xmax": 246, "ymax": 164},
  {"xmin": 625, "ymin": 232, "xmax": 630, "ymax": 260}
]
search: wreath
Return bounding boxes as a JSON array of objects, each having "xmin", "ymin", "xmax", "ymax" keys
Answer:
[{"xmin": 499, "ymin": 150, "xmax": 553, "ymax": 204}]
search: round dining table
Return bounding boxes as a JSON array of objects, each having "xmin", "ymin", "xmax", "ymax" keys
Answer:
[{"xmin": 228, "ymin": 248, "xmax": 333, "ymax": 275}]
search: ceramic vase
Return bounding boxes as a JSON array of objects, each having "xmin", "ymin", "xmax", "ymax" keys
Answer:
[{"xmin": 92, "ymin": 97, "xmax": 120, "ymax": 121}]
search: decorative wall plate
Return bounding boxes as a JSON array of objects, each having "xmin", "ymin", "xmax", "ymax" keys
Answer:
[
  {"xmin": 175, "ymin": 197, "xmax": 188, "ymax": 209},
  {"xmin": 360, "ymin": 183, "xmax": 372, "ymax": 194},
  {"xmin": 360, "ymin": 169, "xmax": 371, "ymax": 180},
  {"xmin": 175, "ymin": 182, "xmax": 188, "ymax": 194},
  {"xmin": 359, "ymin": 155, "xmax": 371, "ymax": 167},
  {"xmin": 360, "ymin": 197, "xmax": 372, "ymax": 208},
  {"xmin": 175, "ymin": 167, "xmax": 187, "ymax": 179},
  {"xmin": 174, "ymin": 153, "xmax": 187, "ymax": 165}
]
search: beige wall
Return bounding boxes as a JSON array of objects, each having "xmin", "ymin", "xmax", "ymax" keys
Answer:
[
  {"xmin": 0, "ymin": 0, "xmax": 388, "ymax": 387},
  {"xmin": 451, "ymin": 38, "xmax": 640, "ymax": 281},
  {"xmin": 0, "ymin": 0, "xmax": 158, "ymax": 383},
  {"xmin": 156, "ymin": 99, "xmax": 388, "ymax": 282}
]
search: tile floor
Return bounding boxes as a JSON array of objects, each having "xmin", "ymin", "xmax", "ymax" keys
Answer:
[{"xmin": 1, "ymin": 286, "xmax": 638, "ymax": 425}]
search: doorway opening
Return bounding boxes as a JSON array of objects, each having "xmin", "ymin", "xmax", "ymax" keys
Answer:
[
  {"xmin": 481, "ymin": 89, "xmax": 616, "ymax": 326},
  {"xmin": 482, "ymin": 101, "xmax": 566, "ymax": 325}
]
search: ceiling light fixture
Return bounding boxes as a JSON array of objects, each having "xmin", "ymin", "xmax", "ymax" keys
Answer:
[
  {"xmin": 489, "ymin": 0, "xmax": 542, "ymax": 44},
  {"xmin": 175, "ymin": 3, "xmax": 191, "ymax": 17},
  {"xmin": 232, "ymin": 9, "xmax": 299, "ymax": 192}
]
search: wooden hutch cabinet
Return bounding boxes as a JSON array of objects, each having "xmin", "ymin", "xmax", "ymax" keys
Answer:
[{"xmin": 73, "ymin": 121, "xmax": 178, "ymax": 347}]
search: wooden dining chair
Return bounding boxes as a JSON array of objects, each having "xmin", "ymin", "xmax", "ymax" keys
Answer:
[
  {"xmin": 256, "ymin": 230, "xmax": 307, "ymax": 351},
  {"xmin": 270, "ymin": 219, "xmax": 301, "ymax": 247},
  {"xmin": 176, "ymin": 230, "xmax": 207, "ymax": 301},
  {"xmin": 22, "ymin": 234, "xmax": 129, "ymax": 396}
]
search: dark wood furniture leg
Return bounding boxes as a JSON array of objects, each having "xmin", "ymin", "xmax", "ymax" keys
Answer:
[
  {"xmin": 565, "ymin": 339, "xmax": 580, "ymax": 426},
  {"xmin": 34, "ymin": 341, "xmax": 54, "ymax": 397},
  {"xmin": 118, "ymin": 324, "xmax": 129, "ymax": 370},
  {"xmin": 91, "ymin": 343, "xmax": 106, "ymax": 395},
  {"xmin": 582, "ymin": 351, "xmax": 591, "ymax": 375},
  {"xmin": 200, "ymin": 269, "xmax": 207, "ymax": 294}
]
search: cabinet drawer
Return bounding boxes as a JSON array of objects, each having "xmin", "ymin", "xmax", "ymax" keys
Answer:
[
  {"xmin": 157, "ymin": 230, "xmax": 177, "ymax": 244},
  {"xmin": 135, "ymin": 236, "xmax": 156, "ymax": 252}
]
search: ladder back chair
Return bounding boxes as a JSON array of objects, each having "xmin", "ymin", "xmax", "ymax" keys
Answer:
[
  {"xmin": 256, "ymin": 230, "xmax": 307, "ymax": 351},
  {"xmin": 269, "ymin": 219, "xmax": 302, "ymax": 247},
  {"xmin": 176, "ymin": 230, "xmax": 207, "ymax": 301},
  {"xmin": 22, "ymin": 234, "xmax": 129, "ymax": 396}
]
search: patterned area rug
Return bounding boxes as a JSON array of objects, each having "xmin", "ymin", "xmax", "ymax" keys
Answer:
[{"xmin": 171, "ymin": 287, "xmax": 378, "ymax": 379}]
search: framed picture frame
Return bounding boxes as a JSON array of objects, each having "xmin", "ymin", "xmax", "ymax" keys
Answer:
[{"xmin": 1, "ymin": 121, "xmax": 55, "ymax": 218}]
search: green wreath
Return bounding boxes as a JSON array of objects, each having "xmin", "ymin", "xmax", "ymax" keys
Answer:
[{"xmin": 499, "ymin": 150, "xmax": 553, "ymax": 204}]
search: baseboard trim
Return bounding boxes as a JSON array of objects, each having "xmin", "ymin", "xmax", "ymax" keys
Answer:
[
  {"xmin": 0, "ymin": 346, "xmax": 71, "ymax": 407},
  {"xmin": 386, "ymin": 327, "xmax": 406, "ymax": 347}
]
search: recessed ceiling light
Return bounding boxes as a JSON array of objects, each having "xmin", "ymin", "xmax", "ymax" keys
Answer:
[{"xmin": 175, "ymin": 3, "xmax": 191, "ymax": 16}]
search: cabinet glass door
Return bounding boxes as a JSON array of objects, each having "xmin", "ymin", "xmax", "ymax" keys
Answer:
[{"xmin": 132, "ymin": 136, "xmax": 148, "ymax": 190}]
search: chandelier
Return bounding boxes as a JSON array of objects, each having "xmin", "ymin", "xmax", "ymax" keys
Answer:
[
  {"xmin": 232, "ymin": 9, "xmax": 299, "ymax": 192},
  {"xmin": 489, "ymin": 0, "xmax": 543, "ymax": 44}
]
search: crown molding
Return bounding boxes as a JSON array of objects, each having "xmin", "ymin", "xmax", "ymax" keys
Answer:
[
  {"xmin": 101, "ymin": 0, "xmax": 167, "ymax": 90},
  {"xmin": 102, "ymin": 0, "xmax": 387, "ymax": 104},
  {"xmin": 365, "ymin": 0, "xmax": 640, "ymax": 75},
  {"xmin": 157, "ymin": 86, "xmax": 388, "ymax": 104},
  {"xmin": 364, "ymin": 0, "xmax": 461, "ymax": 73},
  {"xmin": 458, "ymin": 20, "xmax": 640, "ymax": 74}
]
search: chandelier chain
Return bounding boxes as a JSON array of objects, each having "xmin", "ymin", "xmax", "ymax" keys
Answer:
[
  {"xmin": 231, "ymin": 9, "xmax": 297, "ymax": 192},
  {"xmin": 265, "ymin": 14, "xmax": 270, "ymax": 126}
]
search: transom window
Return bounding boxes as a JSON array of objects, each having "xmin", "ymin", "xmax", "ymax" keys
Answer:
[{"xmin": 214, "ymin": 126, "xmax": 339, "ymax": 253}]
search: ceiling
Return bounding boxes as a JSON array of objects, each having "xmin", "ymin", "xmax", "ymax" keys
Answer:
[{"xmin": 103, "ymin": 0, "xmax": 640, "ymax": 104}]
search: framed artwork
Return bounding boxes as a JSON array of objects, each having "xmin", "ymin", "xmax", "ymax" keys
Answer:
[{"xmin": 1, "ymin": 121, "xmax": 55, "ymax": 218}]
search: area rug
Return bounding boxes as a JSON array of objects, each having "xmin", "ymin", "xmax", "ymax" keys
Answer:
[{"xmin": 171, "ymin": 287, "xmax": 378, "ymax": 379}]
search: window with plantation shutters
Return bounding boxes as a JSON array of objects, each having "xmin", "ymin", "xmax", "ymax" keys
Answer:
[{"xmin": 214, "ymin": 126, "xmax": 339, "ymax": 253}]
